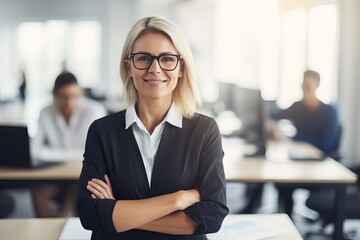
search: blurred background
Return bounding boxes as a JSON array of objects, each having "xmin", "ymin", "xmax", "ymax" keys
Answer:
[
  {"xmin": 0, "ymin": 0, "xmax": 359, "ymax": 237},
  {"xmin": 0, "ymin": 0, "xmax": 359, "ymax": 167}
]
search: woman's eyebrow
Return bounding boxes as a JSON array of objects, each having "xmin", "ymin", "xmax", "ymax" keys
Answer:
[{"xmin": 133, "ymin": 51, "xmax": 179, "ymax": 55}]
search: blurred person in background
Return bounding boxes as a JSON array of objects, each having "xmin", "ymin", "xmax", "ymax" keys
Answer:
[
  {"xmin": 271, "ymin": 70, "xmax": 341, "ymax": 217},
  {"xmin": 32, "ymin": 72, "xmax": 107, "ymax": 217}
]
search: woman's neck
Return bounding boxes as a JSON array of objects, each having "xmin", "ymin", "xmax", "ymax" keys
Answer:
[{"xmin": 136, "ymin": 98, "xmax": 172, "ymax": 134}]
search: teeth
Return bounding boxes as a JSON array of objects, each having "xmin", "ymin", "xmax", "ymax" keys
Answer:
[{"xmin": 146, "ymin": 80, "xmax": 165, "ymax": 84}]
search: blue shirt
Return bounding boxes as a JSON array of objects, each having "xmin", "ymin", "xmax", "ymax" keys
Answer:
[{"xmin": 272, "ymin": 101, "xmax": 341, "ymax": 156}]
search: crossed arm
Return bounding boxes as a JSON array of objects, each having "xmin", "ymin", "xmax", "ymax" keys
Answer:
[{"xmin": 87, "ymin": 175, "xmax": 200, "ymax": 234}]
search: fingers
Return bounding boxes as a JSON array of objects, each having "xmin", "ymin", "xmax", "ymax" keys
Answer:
[
  {"xmin": 104, "ymin": 175, "xmax": 115, "ymax": 200},
  {"xmin": 87, "ymin": 179, "xmax": 110, "ymax": 199},
  {"xmin": 92, "ymin": 178, "xmax": 110, "ymax": 190},
  {"xmin": 86, "ymin": 176, "xmax": 115, "ymax": 200},
  {"xmin": 87, "ymin": 182, "xmax": 106, "ymax": 199},
  {"xmin": 105, "ymin": 174, "xmax": 111, "ymax": 187}
]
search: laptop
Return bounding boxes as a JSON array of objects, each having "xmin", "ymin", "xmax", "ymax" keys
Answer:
[{"xmin": 0, "ymin": 125, "xmax": 59, "ymax": 168}]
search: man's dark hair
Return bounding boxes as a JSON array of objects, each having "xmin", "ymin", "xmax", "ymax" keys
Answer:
[
  {"xmin": 53, "ymin": 72, "xmax": 78, "ymax": 94},
  {"xmin": 304, "ymin": 70, "xmax": 320, "ymax": 86}
]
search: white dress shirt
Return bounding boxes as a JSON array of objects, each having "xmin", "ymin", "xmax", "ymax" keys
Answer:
[
  {"xmin": 32, "ymin": 97, "xmax": 107, "ymax": 160},
  {"xmin": 125, "ymin": 104, "xmax": 182, "ymax": 186}
]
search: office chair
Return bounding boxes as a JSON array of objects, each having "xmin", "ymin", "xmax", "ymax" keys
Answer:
[
  {"xmin": 276, "ymin": 124, "xmax": 344, "ymax": 218},
  {"xmin": 0, "ymin": 191, "xmax": 15, "ymax": 218},
  {"xmin": 305, "ymin": 166, "xmax": 360, "ymax": 240},
  {"xmin": 328, "ymin": 124, "xmax": 343, "ymax": 161}
]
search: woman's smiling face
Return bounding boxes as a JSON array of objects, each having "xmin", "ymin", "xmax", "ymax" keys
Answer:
[{"xmin": 127, "ymin": 31, "xmax": 183, "ymax": 103}]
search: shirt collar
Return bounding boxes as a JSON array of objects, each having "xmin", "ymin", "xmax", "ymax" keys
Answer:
[{"xmin": 125, "ymin": 103, "xmax": 182, "ymax": 129}]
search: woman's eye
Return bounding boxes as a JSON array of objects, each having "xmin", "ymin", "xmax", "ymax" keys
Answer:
[
  {"xmin": 161, "ymin": 56, "xmax": 175, "ymax": 62},
  {"xmin": 137, "ymin": 56, "xmax": 151, "ymax": 62}
]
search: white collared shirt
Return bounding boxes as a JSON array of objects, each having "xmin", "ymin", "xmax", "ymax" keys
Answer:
[
  {"xmin": 125, "ymin": 104, "xmax": 182, "ymax": 187},
  {"xmin": 32, "ymin": 98, "xmax": 107, "ymax": 159}
]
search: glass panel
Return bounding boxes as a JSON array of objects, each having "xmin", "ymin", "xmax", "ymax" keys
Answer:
[
  {"xmin": 214, "ymin": 0, "xmax": 279, "ymax": 97},
  {"xmin": 278, "ymin": 9, "xmax": 307, "ymax": 108},
  {"xmin": 308, "ymin": 4, "xmax": 338, "ymax": 103},
  {"xmin": 68, "ymin": 21, "xmax": 102, "ymax": 88},
  {"xmin": 17, "ymin": 20, "xmax": 102, "ymax": 98}
]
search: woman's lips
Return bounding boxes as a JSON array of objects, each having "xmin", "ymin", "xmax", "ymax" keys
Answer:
[{"xmin": 144, "ymin": 79, "xmax": 167, "ymax": 84}]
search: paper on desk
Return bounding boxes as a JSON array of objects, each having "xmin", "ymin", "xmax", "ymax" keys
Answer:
[
  {"xmin": 207, "ymin": 216, "xmax": 287, "ymax": 240},
  {"xmin": 59, "ymin": 217, "xmax": 92, "ymax": 240}
]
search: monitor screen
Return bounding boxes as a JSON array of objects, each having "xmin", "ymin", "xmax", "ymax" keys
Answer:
[
  {"xmin": 230, "ymin": 86, "xmax": 269, "ymax": 155},
  {"xmin": 217, "ymin": 82, "xmax": 237, "ymax": 112}
]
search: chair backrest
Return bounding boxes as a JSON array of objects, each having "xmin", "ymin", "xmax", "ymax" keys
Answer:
[
  {"xmin": 329, "ymin": 124, "xmax": 343, "ymax": 161},
  {"xmin": 352, "ymin": 165, "xmax": 360, "ymax": 190}
]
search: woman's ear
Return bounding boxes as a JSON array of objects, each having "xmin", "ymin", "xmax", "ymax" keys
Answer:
[
  {"xmin": 178, "ymin": 61, "xmax": 184, "ymax": 78},
  {"xmin": 125, "ymin": 59, "xmax": 132, "ymax": 77}
]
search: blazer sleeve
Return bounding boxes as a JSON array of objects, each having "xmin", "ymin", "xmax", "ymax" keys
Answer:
[
  {"xmin": 184, "ymin": 117, "xmax": 229, "ymax": 234},
  {"xmin": 76, "ymin": 120, "xmax": 117, "ymax": 234}
]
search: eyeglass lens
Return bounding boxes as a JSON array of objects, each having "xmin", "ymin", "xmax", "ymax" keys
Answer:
[{"xmin": 131, "ymin": 53, "xmax": 179, "ymax": 71}]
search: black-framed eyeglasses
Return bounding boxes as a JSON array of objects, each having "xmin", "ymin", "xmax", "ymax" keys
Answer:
[{"xmin": 128, "ymin": 52, "xmax": 182, "ymax": 71}]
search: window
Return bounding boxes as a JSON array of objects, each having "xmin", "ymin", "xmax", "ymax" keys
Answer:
[
  {"xmin": 214, "ymin": 1, "xmax": 339, "ymax": 108},
  {"xmin": 278, "ymin": 2, "xmax": 339, "ymax": 108},
  {"xmin": 308, "ymin": 4, "xmax": 338, "ymax": 103},
  {"xmin": 214, "ymin": 0, "xmax": 279, "ymax": 100},
  {"xmin": 17, "ymin": 20, "xmax": 102, "ymax": 97},
  {"xmin": 278, "ymin": 9, "xmax": 307, "ymax": 107}
]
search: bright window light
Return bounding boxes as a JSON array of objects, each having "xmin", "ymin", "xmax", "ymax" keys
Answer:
[
  {"xmin": 17, "ymin": 20, "xmax": 102, "ymax": 97},
  {"xmin": 278, "ymin": 9, "xmax": 307, "ymax": 108},
  {"xmin": 308, "ymin": 4, "xmax": 338, "ymax": 103}
]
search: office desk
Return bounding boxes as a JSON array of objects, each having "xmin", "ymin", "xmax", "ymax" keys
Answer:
[
  {"xmin": 224, "ymin": 139, "xmax": 356, "ymax": 184},
  {"xmin": 0, "ymin": 139, "xmax": 356, "ymax": 239},
  {"xmin": 209, "ymin": 214, "xmax": 303, "ymax": 240},
  {"xmin": 0, "ymin": 161, "xmax": 82, "ymax": 187},
  {"xmin": 0, "ymin": 214, "xmax": 302, "ymax": 240},
  {"xmin": 0, "ymin": 218, "xmax": 65, "ymax": 240},
  {"xmin": 223, "ymin": 137, "xmax": 358, "ymax": 240}
]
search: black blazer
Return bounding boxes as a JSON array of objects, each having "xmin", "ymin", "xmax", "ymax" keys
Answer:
[{"xmin": 77, "ymin": 110, "xmax": 229, "ymax": 240}]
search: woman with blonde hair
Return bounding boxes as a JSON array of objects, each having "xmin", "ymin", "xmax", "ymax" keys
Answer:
[{"xmin": 77, "ymin": 16, "xmax": 228, "ymax": 239}]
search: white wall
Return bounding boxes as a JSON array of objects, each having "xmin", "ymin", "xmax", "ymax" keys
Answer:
[{"xmin": 104, "ymin": 0, "xmax": 135, "ymax": 100}]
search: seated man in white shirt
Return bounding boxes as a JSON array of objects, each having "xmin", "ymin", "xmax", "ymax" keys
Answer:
[{"xmin": 32, "ymin": 72, "xmax": 107, "ymax": 218}]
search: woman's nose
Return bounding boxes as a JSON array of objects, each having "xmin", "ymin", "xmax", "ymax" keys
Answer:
[{"xmin": 148, "ymin": 58, "xmax": 161, "ymax": 73}]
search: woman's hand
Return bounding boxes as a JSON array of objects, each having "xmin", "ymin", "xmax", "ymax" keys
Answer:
[
  {"xmin": 174, "ymin": 189, "xmax": 201, "ymax": 210},
  {"xmin": 86, "ymin": 176, "xmax": 199, "ymax": 209},
  {"xmin": 87, "ymin": 174, "xmax": 115, "ymax": 200}
]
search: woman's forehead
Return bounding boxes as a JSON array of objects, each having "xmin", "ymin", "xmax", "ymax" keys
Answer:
[{"xmin": 132, "ymin": 32, "xmax": 178, "ymax": 54}]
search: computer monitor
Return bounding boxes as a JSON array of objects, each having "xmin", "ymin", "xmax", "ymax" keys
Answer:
[
  {"xmin": 230, "ymin": 86, "xmax": 269, "ymax": 156},
  {"xmin": 216, "ymin": 82, "xmax": 237, "ymax": 113}
]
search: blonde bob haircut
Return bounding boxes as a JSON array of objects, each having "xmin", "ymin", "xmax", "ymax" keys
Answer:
[{"xmin": 120, "ymin": 16, "xmax": 202, "ymax": 118}]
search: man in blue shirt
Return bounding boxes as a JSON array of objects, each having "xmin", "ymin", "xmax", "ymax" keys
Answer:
[
  {"xmin": 272, "ymin": 70, "xmax": 341, "ymax": 217},
  {"xmin": 272, "ymin": 70, "xmax": 341, "ymax": 157}
]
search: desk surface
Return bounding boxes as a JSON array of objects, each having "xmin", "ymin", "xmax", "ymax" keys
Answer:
[
  {"xmin": 0, "ymin": 214, "xmax": 302, "ymax": 240},
  {"xmin": 0, "ymin": 218, "xmax": 65, "ymax": 240},
  {"xmin": 0, "ymin": 139, "xmax": 357, "ymax": 184},
  {"xmin": 0, "ymin": 161, "xmax": 82, "ymax": 181},
  {"xmin": 223, "ymin": 138, "xmax": 358, "ymax": 184}
]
